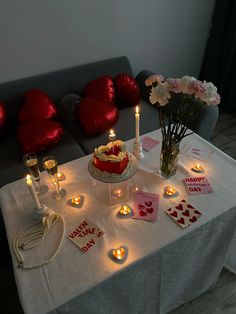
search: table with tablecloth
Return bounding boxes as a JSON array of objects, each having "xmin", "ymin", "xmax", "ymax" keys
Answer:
[{"xmin": 1, "ymin": 129, "xmax": 236, "ymax": 314}]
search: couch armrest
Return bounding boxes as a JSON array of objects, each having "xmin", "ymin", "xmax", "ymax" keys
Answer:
[
  {"xmin": 186, "ymin": 103, "xmax": 219, "ymax": 140},
  {"xmin": 136, "ymin": 70, "xmax": 155, "ymax": 104}
]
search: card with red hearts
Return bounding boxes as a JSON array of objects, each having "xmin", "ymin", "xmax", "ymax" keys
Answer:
[
  {"xmin": 184, "ymin": 176, "xmax": 213, "ymax": 195},
  {"xmin": 142, "ymin": 136, "xmax": 160, "ymax": 152},
  {"xmin": 165, "ymin": 199, "xmax": 202, "ymax": 229},
  {"xmin": 132, "ymin": 191, "xmax": 160, "ymax": 221}
]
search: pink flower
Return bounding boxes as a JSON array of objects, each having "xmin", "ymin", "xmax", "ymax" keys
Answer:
[
  {"xmin": 166, "ymin": 78, "xmax": 183, "ymax": 93},
  {"xmin": 145, "ymin": 75, "xmax": 164, "ymax": 86}
]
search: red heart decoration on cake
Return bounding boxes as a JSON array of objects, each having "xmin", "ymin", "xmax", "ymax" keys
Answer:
[
  {"xmin": 176, "ymin": 204, "xmax": 183, "ymax": 211},
  {"xmin": 145, "ymin": 201, "xmax": 152, "ymax": 207},
  {"xmin": 17, "ymin": 119, "xmax": 64, "ymax": 153},
  {"xmin": 187, "ymin": 204, "xmax": 195, "ymax": 209},
  {"xmin": 194, "ymin": 210, "xmax": 202, "ymax": 215},
  {"xmin": 170, "ymin": 211, "xmax": 178, "ymax": 217},
  {"xmin": 138, "ymin": 204, "xmax": 145, "ymax": 211},
  {"xmin": 182, "ymin": 210, "xmax": 190, "ymax": 217},
  {"xmin": 18, "ymin": 89, "xmax": 58, "ymax": 122},
  {"xmin": 114, "ymin": 74, "xmax": 140, "ymax": 107},
  {"xmin": 77, "ymin": 97, "xmax": 118, "ymax": 136},
  {"xmin": 83, "ymin": 76, "xmax": 115, "ymax": 104},
  {"xmin": 189, "ymin": 216, "xmax": 197, "ymax": 223},
  {"xmin": 140, "ymin": 210, "xmax": 147, "ymax": 216},
  {"xmin": 146, "ymin": 207, "xmax": 153, "ymax": 214},
  {"xmin": 177, "ymin": 217, "xmax": 185, "ymax": 225}
]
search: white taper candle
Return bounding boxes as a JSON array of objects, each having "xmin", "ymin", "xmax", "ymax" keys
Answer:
[
  {"xmin": 135, "ymin": 105, "xmax": 140, "ymax": 144},
  {"xmin": 26, "ymin": 174, "xmax": 41, "ymax": 210}
]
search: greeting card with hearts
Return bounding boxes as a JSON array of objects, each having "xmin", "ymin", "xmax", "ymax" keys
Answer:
[
  {"xmin": 165, "ymin": 199, "xmax": 202, "ymax": 229},
  {"xmin": 132, "ymin": 191, "xmax": 160, "ymax": 221},
  {"xmin": 142, "ymin": 136, "xmax": 160, "ymax": 152}
]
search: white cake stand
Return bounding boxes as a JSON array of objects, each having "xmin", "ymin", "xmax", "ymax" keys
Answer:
[{"xmin": 88, "ymin": 153, "xmax": 138, "ymax": 205}]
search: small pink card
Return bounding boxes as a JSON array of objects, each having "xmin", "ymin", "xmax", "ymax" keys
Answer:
[
  {"xmin": 142, "ymin": 136, "xmax": 160, "ymax": 151},
  {"xmin": 165, "ymin": 199, "xmax": 202, "ymax": 229},
  {"xmin": 181, "ymin": 144, "xmax": 213, "ymax": 161},
  {"xmin": 184, "ymin": 176, "xmax": 213, "ymax": 195},
  {"xmin": 132, "ymin": 191, "xmax": 160, "ymax": 221}
]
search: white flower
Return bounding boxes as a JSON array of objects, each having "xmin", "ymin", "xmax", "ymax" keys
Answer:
[
  {"xmin": 181, "ymin": 75, "xmax": 197, "ymax": 94},
  {"xmin": 149, "ymin": 83, "xmax": 170, "ymax": 106},
  {"xmin": 201, "ymin": 82, "xmax": 220, "ymax": 105}
]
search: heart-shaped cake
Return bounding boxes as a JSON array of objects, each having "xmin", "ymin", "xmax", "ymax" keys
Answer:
[{"xmin": 93, "ymin": 140, "xmax": 129, "ymax": 174}]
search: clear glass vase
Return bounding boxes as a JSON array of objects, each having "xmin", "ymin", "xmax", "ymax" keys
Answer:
[{"xmin": 159, "ymin": 140, "xmax": 180, "ymax": 178}]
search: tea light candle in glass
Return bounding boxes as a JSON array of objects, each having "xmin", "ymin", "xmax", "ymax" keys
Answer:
[{"xmin": 192, "ymin": 164, "xmax": 204, "ymax": 173}]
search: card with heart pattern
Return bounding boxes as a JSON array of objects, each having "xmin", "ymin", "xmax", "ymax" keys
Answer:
[
  {"xmin": 165, "ymin": 199, "xmax": 202, "ymax": 229},
  {"xmin": 132, "ymin": 191, "xmax": 160, "ymax": 221}
]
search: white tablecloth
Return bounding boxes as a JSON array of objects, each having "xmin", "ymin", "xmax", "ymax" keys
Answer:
[{"xmin": 1, "ymin": 130, "xmax": 236, "ymax": 314}]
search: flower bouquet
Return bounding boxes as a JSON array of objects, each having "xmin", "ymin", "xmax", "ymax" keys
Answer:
[{"xmin": 145, "ymin": 75, "xmax": 220, "ymax": 178}]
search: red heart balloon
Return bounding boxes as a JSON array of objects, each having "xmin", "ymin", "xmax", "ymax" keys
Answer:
[
  {"xmin": 77, "ymin": 97, "xmax": 118, "ymax": 136},
  {"xmin": 83, "ymin": 76, "xmax": 115, "ymax": 104},
  {"xmin": 114, "ymin": 74, "xmax": 140, "ymax": 107},
  {"xmin": 140, "ymin": 210, "xmax": 147, "ymax": 216},
  {"xmin": 17, "ymin": 119, "xmax": 64, "ymax": 153},
  {"xmin": 0, "ymin": 101, "xmax": 6, "ymax": 132},
  {"xmin": 19, "ymin": 89, "xmax": 58, "ymax": 122}
]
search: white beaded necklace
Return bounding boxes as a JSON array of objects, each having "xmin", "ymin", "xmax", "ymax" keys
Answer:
[{"xmin": 13, "ymin": 211, "xmax": 65, "ymax": 270}]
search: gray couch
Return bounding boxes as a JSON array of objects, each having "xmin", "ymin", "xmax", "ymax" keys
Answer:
[{"xmin": 0, "ymin": 56, "xmax": 219, "ymax": 188}]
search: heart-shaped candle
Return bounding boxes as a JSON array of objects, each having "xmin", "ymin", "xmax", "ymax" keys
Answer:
[{"xmin": 111, "ymin": 246, "xmax": 128, "ymax": 263}]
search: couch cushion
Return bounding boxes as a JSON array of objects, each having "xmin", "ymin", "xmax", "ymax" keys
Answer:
[
  {"xmin": 64, "ymin": 99, "xmax": 160, "ymax": 154},
  {"xmin": 0, "ymin": 129, "xmax": 85, "ymax": 187}
]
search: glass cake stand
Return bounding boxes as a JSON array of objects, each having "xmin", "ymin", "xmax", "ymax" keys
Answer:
[{"xmin": 88, "ymin": 153, "xmax": 138, "ymax": 205}]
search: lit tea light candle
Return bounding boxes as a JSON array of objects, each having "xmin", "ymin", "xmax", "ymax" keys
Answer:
[
  {"xmin": 113, "ymin": 247, "xmax": 125, "ymax": 261},
  {"xmin": 113, "ymin": 188, "xmax": 123, "ymax": 198},
  {"xmin": 57, "ymin": 172, "xmax": 65, "ymax": 181},
  {"xmin": 71, "ymin": 196, "xmax": 81, "ymax": 205},
  {"xmin": 119, "ymin": 205, "xmax": 131, "ymax": 216},
  {"xmin": 165, "ymin": 186, "xmax": 177, "ymax": 196},
  {"xmin": 192, "ymin": 164, "xmax": 204, "ymax": 173},
  {"xmin": 109, "ymin": 129, "xmax": 116, "ymax": 141},
  {"xmin": 135, "ymin": 105, "xmax": 140, "ymax": 144}
]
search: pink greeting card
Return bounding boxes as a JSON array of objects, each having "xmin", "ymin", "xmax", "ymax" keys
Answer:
[
  {"xmin": 165, "ymin": 199, "xmax": 202, "ymax": 229},
  {"xmin": 132, "ymin": 191, "xmax": 160, "ymax": 221},
  {"xmin": 67, "ymin": 219, "xmax": 104, "ymax": 253},
  {"xmin": 181, "ymin": 143, "xmax": 213, "ymax": 161},
  {"xmin": 142, "ymin": 136, "xmax": 160, "ymax": 151},
  {"xmin": 184, "ymin": 176, "xmax": 213, "ymax": 195}
]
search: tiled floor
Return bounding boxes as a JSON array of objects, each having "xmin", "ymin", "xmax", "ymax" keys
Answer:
[{"xmin": 1, "ymin": 112, "xmax": 236, "ymax": 314}]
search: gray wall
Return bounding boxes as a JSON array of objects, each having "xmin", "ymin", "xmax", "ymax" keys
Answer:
[{"xmin": 0, "ymin": 0, "xmax": 215, "ymax": 84}]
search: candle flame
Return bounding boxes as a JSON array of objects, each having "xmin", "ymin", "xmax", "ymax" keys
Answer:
[
  {"xmin": 109, "ymin": 129, "xmax": 114, "ymax": 135},
  {"xmin": 135, "ymin": 106, "xmax": 139, "ymax": 114},
  {"xmin": 26, "ymin": 174, "xmax": 32, "ymax": 184},
  {"xmin": 113, "ymin": 248, "xmax": 125, "ymax": 260}
]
